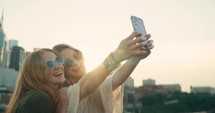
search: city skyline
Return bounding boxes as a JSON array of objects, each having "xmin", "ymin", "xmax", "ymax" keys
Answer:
[{"xmin": 0, "ymin": 0, "xmax": 215, "ymax": 92}]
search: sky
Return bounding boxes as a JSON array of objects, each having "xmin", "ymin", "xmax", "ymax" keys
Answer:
[{"xmin": 0, "ymin": 0, "xmax": 215, "ymax": 92}]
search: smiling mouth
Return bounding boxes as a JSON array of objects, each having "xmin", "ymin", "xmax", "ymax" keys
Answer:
[{"xmin": 54, "ymin": 72, "xmax": 63, "ymax": 77}]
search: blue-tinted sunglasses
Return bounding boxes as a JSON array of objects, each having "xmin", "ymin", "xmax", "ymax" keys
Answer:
[
  {"xmin": 45, "ymin": 56, "xmax": 64, "ymax": 69},
  {"xmin": 64, "ymin": 51, "xmax": 82, "ymax": 67}
]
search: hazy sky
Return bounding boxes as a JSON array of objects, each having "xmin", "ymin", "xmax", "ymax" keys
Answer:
[{"xmin": 1, "ymin": 0, "xmax": 215, "ymax": 92}]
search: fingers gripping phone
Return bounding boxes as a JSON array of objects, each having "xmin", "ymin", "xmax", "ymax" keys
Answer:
[{"xmin": 131, "ymin": 16, "xmax": 148, "ymax": 49}]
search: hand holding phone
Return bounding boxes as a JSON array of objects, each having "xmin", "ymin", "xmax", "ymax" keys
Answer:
[{"xmin": 131, "ymin": 15, "xmax": 148, "ymax": 49}]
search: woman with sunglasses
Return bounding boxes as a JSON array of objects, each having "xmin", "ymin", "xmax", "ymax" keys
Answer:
[
  {"xmin": 53, "ymin": 32, "xmax": 154, "ymax": 113},
  {"xmin": 5, "ymin": 48, "xmax": 65, "ymax": 113}
]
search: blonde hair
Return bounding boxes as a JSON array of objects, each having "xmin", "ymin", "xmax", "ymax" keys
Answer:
[
  {"xmin": 52, "ymin": 43, "xmax": 81, "ymax": 54},
  {"xmin": 6, "ymin": 48, "xmax": 60, "ymax": 113}
]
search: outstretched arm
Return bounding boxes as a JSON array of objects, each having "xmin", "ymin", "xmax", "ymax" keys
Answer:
[
  {"xmin": 57, "ymin": 32, "xmax": 150, "ymax": 113},
  {"xmin": 112, "ymin": 34, "xmax": 154, "ymax": 91},
  {"xmin": 79, "ymin": 32, "xmax": 145, "ymax": 100}
]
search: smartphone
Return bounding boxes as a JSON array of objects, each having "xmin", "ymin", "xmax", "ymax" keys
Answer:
[{"xmin": 131, "ymin": 15, "xmax": 147, "ymax": 48}]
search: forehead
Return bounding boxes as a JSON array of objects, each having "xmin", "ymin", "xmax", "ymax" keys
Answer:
[
  {"xmin": 60, "ymin": 48, "xmax": 76, "ymax": 59},
  {"xmin": 40, "ymin": 51, "xmax": 56, "ymax": 60}
]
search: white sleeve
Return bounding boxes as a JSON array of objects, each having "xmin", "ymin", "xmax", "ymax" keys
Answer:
[
  {"xmin": 99, "ymin": 76, "xmax": 124, "ymax": 113},
  {"xmin": 67, "ymin": 83, "xmax": 80, "ymax": 113}
]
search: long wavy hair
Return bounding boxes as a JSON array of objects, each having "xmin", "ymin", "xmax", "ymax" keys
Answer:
[{"xmin": 6, "ymin": 48, "xmax": 60, "ymax": 113}]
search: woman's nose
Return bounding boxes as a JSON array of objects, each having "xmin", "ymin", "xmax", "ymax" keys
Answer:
[{"xmin": 54, "ymin": 62, "xmax": 64, "ymax": 69}]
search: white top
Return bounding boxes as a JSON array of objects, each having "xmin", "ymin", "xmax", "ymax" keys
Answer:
[{"xmin": 67, "ymin": 76, "xmax": 124, "ymax": 113}]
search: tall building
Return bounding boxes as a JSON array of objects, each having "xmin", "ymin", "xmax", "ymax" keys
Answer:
[
  {"xmin": 143, "ymin": 78, "xmax": 156, "ymax": 86},
  {"xmin": 1, "ymin": 39, "xmax": 7, "ymax": 68},
  {"xmin": 0, "ymin": 11, "xmax": 7, "ymax": 68},
  {"xmin": 9, "ymin": 46, "xmax": 25, "ymax": 71},
  {"xmin": 6, "ymin": 40, "xmax": 18, "ymax": 68},
  {"xmin": 8, "ymin": 40, "xmax": 18, "ymax": 50}
]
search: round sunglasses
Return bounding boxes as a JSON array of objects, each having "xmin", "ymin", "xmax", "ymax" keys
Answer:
[
  {"xmin": 64, "ymin": 51, "xmax": 82, "ymax": 67},
  {"xmin": 45, "ymin": 56, "xmax": 65, "ymax": 69},
  {"xmin": 64, "ymin": 59, "xmax": 74, "ymax": 67}
]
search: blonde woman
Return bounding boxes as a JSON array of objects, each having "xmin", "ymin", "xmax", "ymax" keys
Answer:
[{"xmin": 6, "ymin": 49, "xmax": 65, "ymax": 113}]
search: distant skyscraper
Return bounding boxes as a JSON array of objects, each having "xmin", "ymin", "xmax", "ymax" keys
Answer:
[
  {"xmin": 6, "ymin": 40, "xmax": 18, "ymax": 68},
  {"xmin": 2, "ymin": 40, "xmax": 7, "ymax": 68},
  {"xmin": 0, "ymin": 11, "xmax": 6, "ymax": 67},
  {"xmin": 8, "ymin": 40, "xmax": 18, "ymax": 49},
  {"xmin": 9, "ymin": 46, "xmax": 25, "ymax": 71}
]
